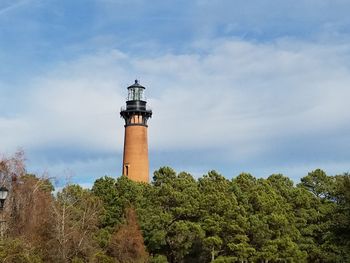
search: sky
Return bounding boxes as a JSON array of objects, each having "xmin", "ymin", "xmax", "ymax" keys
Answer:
[{"xmin": 0, "ymin": 0, "xmax": 350, "ymax": 187}]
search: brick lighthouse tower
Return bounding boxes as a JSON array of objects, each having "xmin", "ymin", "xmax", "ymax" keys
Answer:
[{"xmin": 120, "ymin": 80, "xmax": 152, "ymax": 183}]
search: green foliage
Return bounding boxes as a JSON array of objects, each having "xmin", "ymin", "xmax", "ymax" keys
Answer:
[
  {"xmin": 149, "ymin": 254, "xmax": 169, "ymax": 263},
  {"xmin": 299, "ymin": 169, "xmax": 334, "ymax": 199},
  {"xmin": 92, "ymin": 176, "xmax": 122, "ymax": 228},
  {"xmin": 95, "ymin": 228, "xmax": 113, "ymax": 249},
  {"xmin": 71, "ymin": 257, "xmax": 84, "ymax": 263},
  {"xmin": 0, "ymin": 239, "xmax": 43, "ymax": 263},
  {"xmin": 212, "ymin": 256, "xmax": 237, "ymax": 263},
  {"xmin": 329, "ymin": 173, "xmax": 350, "ymax": 262},
  {"xmin": 3, "ymin": 161, "xmax": 350, "ymax": 263},
  {"xmin": 23, "ymin": 173, "xmax": 55, "ymax": 192},
  {"xmin": 166, "ymin": 220, "xmax": 205, "ymax": 262},
  {"xmin": 92, "ymin": 251, "xmax": 115, "ymax": 263}
]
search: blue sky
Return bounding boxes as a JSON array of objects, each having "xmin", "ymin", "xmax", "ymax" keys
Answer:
[{"xmin": 1, "ymin": 0, "xmax": 350, "ymax": 187}]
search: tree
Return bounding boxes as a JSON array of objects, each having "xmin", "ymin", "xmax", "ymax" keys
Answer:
[
  {"xmin": 0, "ymin": 150, "xmax": 26, "ymax": 186},
  {"xmin": 332, "ymin": 174, "xmax": 350, "ymax": 239},
  {"xmin": 165, "ymin": 220, "xmax": 204, "ymax": 263},
  {"xmin": 92, "ymin": 176, "xmax": 122, "ymax": 228},
  {"xmin": 203, "ymin": 236, "xmax": 223, "ymax": 262},
  {"xmin": 297, "ymin": 170, "xmax": 344, "ymax": 262},
  {"xmin": 7, "ymin": 174, "xmax": 55, "ymax": 260},
  {"xmin": 108, "ymin": 207, "xmax": 149, "ymax": 263},
  {"xmin": 2, "ymin": 152, "xmax": 349, "ymax": 263},
  {"xmin": 0, "ymin": 238, "xmax": 43, "ymax": 262},
  {"xmin": 52, "ymin": 184, "xmax": 103, "ymax": 262},
  {"xmin": 199, "ymin": 171, "xmax": 248, "ymax": 261},
  {"xmin": 299, "ymin": 169, "xmax": 334, "ymax": 199},
  {"xmin": 329, "ymin": 173, "xmax": 350, "ymax": 261},
  {"xmin": 144, "ymin": 168, "xmax": 202, "ymax": 262}
]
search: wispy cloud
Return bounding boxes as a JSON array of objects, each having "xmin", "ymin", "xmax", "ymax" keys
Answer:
[
  {"xmin": 0, "ymin": 0, "xmax": 31, "ymax": 16},
  {"xmin": 1, "ymin": 37, "xmax": 349, "ymax": 181},
  {"xmin": 1, "ymin": 1, "xmax": 350, "ymax": 182}
]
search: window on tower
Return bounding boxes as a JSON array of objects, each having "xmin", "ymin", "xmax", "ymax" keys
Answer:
[{"xmin": 124, "ymin": 164, "xmax": 129, "ymax": 176}]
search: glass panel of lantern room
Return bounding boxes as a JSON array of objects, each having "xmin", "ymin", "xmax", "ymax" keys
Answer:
[
  {"xmin": 135, "ymin": 88, "xmax": 143, "ymax": 100},
  {"xmin": 128, "ymin": 87, "xmax": 144, "ymax": 101}
]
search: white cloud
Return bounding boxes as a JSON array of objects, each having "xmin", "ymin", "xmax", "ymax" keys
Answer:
[
  {"xmin": 1, "ymin": 37, "xmax": 349, "ymax": 179},
  {"xmin": 141, "ymin": 40, "xmax": 350, "ymax": 154}
]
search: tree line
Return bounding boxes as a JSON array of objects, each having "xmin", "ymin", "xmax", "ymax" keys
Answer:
[{"xmin": 0, "ymin": 152, "xmax": 349, "ymax": 262}]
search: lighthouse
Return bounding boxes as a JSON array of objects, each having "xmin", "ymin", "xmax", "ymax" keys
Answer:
[{"xmin": 120, "ymin": 80, "xmax": 152, "ymax": 183}]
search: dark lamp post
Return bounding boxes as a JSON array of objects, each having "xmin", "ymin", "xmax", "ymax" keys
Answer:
[{"xmin": 0, "ymin": 187, "xmax": 8, "ymax": 210}]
